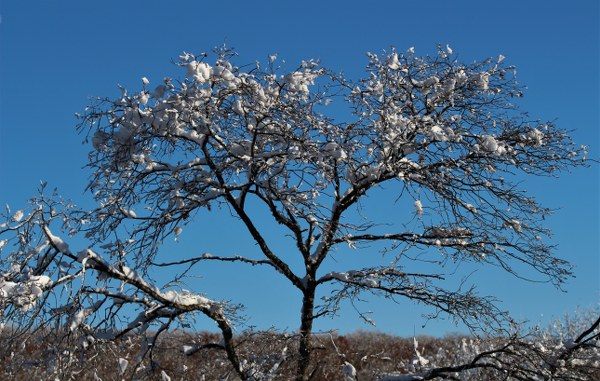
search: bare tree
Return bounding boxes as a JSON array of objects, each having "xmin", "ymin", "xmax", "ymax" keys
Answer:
[{"xmin": 0, "ymin": 45, "xmax": 592, "ymax": 380}]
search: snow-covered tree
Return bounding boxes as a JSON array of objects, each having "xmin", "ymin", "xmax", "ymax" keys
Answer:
[{"xmin": 0, "ymin": 45, "xmax": 594, "ymax": 380}]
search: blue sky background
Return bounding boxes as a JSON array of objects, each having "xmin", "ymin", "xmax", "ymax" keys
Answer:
[{"xmin": 0, "ymin": 0, "xmax": 598, "ymax": 337}]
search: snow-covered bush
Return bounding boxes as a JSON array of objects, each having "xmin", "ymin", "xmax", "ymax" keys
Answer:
[{"xmin": 380, "ymin": 308, "xmax": 600, "ymax": 380}]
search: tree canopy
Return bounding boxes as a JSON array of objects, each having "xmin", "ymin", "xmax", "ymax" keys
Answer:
[{"xmin": 0, "ymin": 45, "xmax": 594, "ymax": 381}]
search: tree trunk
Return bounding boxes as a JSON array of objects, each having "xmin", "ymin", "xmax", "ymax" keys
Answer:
[{"xmin": 297, "ymin": 284, "xmax": 316, "ymax": 381}]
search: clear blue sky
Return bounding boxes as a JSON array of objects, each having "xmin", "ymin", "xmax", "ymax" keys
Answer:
[{"xmin": 0, "ymin": 0, "xmax": 598, "ymax": 336}]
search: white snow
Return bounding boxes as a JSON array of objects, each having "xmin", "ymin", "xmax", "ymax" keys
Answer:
[
  {"xmin": 506, "ymin": 219, "xmax": 522, "ymax": 233},
  {"xmin": 138, "ymin": 92, "xmax": 149, "ymax": 105},
  {"xmin": 91, "ymin": 130, "xmax": 109, "ymax": 151},
  {"xmin": 160, "ymin": 289, "xmax": 211, "ymax": 307},
  {"xmin": 186, "ymin": 61, "xmax": 212, "ymax": 83},
  {"xmin": 465, "ymin": 204, "xmax": 477, "ymax": 213},
  {"xmin": 233, "ymin": 99, "xmax": 245, "ymax": 116},
  {"xmin": 480, "ymin": 135, "xmax": 499, "ymax": 153},
  {"xmin": 43, "ymin": 226, "xmax": 72, "ymax": 255},
  {"xmin": 526, "ymin": 128, "xmax": 544, "ymax": 147},
  {"xmin": 76, "ymin": 248, "xmax": 107, "ymax": 266},
  {"xmin": 412, "ymin": 337, "xmax": 429, "ymax": 367},
  {"xmin": 174, "ymin": 226, "xmax": 183, "ymax": 240},
  {"xmin": 29, "ymin": 275, "xmax": 51, "ymax": 296},
  {"xmin": 330, "ymin": 272, "xmax": 350, "ymax": 282},
  {"xmin": 414, "ymin": 200, "xmax": 423, "ymax": 215},
  {"xmin": 429, "ymin": 125, "xmax": 447, "ymax": 141},
  {"xmin": 69, "ymin": 309, "xmax": 88, "ymax": 332},
  {"xmin": 323, "ymin": 142, "xmax": 347, "ymax": 160},
  {"xmin": 476, "ymin": 72, "xmax": 490, "ymax": 90},
  {"xmin": 0, "ymin": 281, "xmax": 18, "ymax": 298},
  {"xmin": 284, "ymin": 71, "xmax": 316, "ymax": 94},
  {"xmin": 121, "ymin": 208, "xmax": 137, "ymax": 218},
  {"xmin": 182, "ymin": 344, "xmax": 196, "ymax": 355},
  {"xmin": 342, "ymin": 361, "xmax": 357, "ymax": 378},
  {"xmin": 120, "ymin": 266, "xmax": 151, "ymax": 288},
  {"xmin": 0, "ymin": 278, "xmax": 50, "ymax": 311},
  {"xmin": 118, "ymin": 358, "xmax": 128, "ymax": 375},
  {"xmin": 11, "ymin": 210, "xmax": 24, "ymax": 222},
  {"xmin": 388, "ymin": 53, "xmax": 401, "ymax": 70},
  {"xmin": 230, "ymin": 141, "xmax": 250, "ymax": 157},
  {"xmin": 219, "ymin": 68, "xmax": 235, "ymax": 82}
]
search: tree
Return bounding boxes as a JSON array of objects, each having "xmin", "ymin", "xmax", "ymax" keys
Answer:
[{"xmin": 0, "ymin": 45, "xmax": 593, "ymax": 380}]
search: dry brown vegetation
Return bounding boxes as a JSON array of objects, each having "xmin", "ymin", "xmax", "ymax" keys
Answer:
[
  {"xmin": 0, "ymin": 329, "xmax": 475, "ymax": 380},
  {"xmin": 1, "ymin": 325, "xmax": 598, "ymax": 381}
]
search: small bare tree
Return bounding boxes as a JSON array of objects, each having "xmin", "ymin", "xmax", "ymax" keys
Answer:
[{"xmin": 0, "ymin": 45, "xmax": 593, "ymax": 380}]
